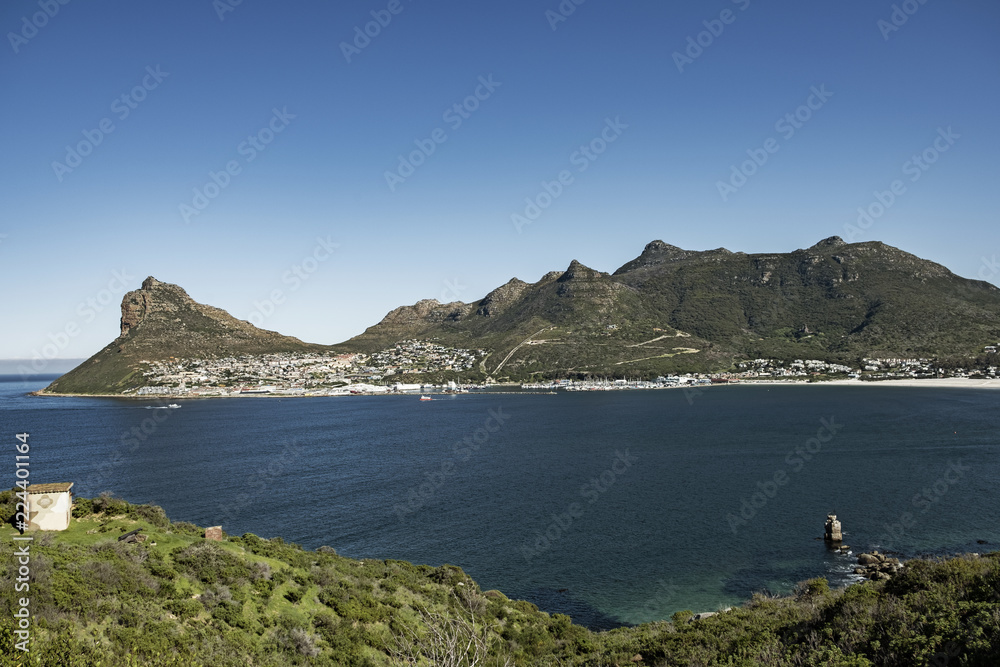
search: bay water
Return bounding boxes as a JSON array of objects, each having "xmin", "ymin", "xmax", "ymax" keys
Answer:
[{"xmin": 3, "ymin": 376, "xmax": 998, "ymax": 628}]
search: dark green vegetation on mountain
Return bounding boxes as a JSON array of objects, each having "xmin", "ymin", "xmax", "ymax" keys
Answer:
[
  {"xmin": 43, "ymin": 238, "xmax": 1000, "ymax": 392},
  {"xmin": 337, "ymin": 236, "xmax": 1000, "ymax": 380},
  {"xmin": 43, "ymin": 277, "xmax": 330, "ymax": 395},
  {"xmin": 1, "ymin": 493, "xmax": 998, "ymax": 666}
]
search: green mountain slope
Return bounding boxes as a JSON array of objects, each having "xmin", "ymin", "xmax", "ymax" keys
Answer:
[
  {"xmin": 43, "ymin": 277, "xmax": 330, "ymax": 394},
  {"xmin": 336, "ymin": 237, "xmax": 1000, "ymax": 379},
  {"xmin": 611, "ymin": 237, "xmax": 1000, "ymax": 360}
]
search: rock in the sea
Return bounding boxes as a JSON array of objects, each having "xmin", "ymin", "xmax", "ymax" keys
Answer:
[
  {"xmin": 824, "ymin": 514, "xmax": 843, "ymax": 542},
  {"xmin": 855, "ymin": 551, "xmax": 905, "ymax": 581}
]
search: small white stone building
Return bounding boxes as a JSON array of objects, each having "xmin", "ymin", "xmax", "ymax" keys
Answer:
[{"xmin": 27, "ymin": 482, "xmax": 74, "ymax": 531}]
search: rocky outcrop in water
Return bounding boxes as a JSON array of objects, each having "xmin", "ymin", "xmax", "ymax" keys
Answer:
[{"xmin": 855, "ymin": 551, "xmax": 904, "ymax": 581}]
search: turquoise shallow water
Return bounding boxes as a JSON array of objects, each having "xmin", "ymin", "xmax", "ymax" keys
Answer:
[{"xmin": 3, "ymin": 377, "xmax": 998, "ymax": 628}]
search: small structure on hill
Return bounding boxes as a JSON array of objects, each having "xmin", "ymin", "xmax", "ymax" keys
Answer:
[
  {"xmin": 205, "ymin": 526, "xmax": 223, "ymax": 541},
  {"xmin": 26, "ymin": 482, "xmax": 74, "ymax": 531},
  {"xmin": 824, "ymin": 514, "xmax": 843, "ymax": 542},
  {"xmin": 118, "ymin": 528, "xmax": 144, "ymax": 543}
]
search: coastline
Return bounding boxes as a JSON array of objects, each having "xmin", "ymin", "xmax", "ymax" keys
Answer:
[
  {"xmin": 746, "ymin": 377, "xmax": 1000, "ymax": 389},
  {"xmin": 28, "ymin": 376, "xmax": 1000, "ymax": 399}
]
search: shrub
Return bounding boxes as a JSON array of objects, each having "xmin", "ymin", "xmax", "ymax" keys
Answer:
[
  {"xmin": 172, "ymin": 542, "xmax": 252, "ymax": 585},
  {"xmin": 284, "ymin": 586, "xmax": 305, "ymax": 604},
  {"xmin": 128, "ymin": 503, "xmax": 170, "ymax": 527},
  {"xmin": 199, "ymin": 584, "xmax": 233, "ymax": 609},
  {"xmin": 93, "ymin": 492, "xmax": 128, "ymax": 516},
  {"xmin": 72, "ymin": 497, "xmax": 93, "ymax": 518},
  {"xmin": 672, "ymin": 610, "xmax": 694, "ymax": 624},
  {"xmin": 170, "ymin": 521, "xmax": 203, "ymax": 536},
  {"xmin": 279, "ymin": 627, "xmax": 321, "ymax": 658},
  {"xmin": 211, "ymin": 600, "xmax": 246, "ymax": 628},
  {"xmin": 797, "ymin": 577, "xmax": 832, "ymax": 598}
]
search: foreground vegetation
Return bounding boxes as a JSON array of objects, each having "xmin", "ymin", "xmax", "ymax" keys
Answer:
[{"xmin": 2, "ymin": 493, "xmax": 998, "ymax": 666}]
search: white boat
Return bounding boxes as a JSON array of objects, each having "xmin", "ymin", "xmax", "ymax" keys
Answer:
[
  {"xmin": 168, "ymin": 404, "xmax": 181, "ymax": 409},
  {"xmin": 419, "ymin": 396, "xmax": 432, "ymax": 401}
]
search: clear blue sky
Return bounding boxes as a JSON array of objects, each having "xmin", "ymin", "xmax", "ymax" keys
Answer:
[{"xmin": 2, "ymin": 0, "xmax": 998, "ymax": 363}]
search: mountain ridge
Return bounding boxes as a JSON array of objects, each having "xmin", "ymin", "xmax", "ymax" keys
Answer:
[{"xmin": 41, "ymin": 237, "xmax": 1000, "ymax": 393}]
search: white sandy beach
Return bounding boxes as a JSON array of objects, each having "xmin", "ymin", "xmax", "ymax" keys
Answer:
[{"xmin": 746, "ymin": 378, "xmax": 1000, "ymax": 390}]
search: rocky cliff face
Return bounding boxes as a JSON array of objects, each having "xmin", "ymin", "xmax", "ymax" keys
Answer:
[
  {"xmin": 476, "ymin": 278, "xmax": 528, "ymax": 317},
  {"xmin": 45, "ymin": 276, "xmax": 331, "ymax": 394},
  {"xmin": 120, "ymin": 277, "xmax": 179, "ymax": 336}
]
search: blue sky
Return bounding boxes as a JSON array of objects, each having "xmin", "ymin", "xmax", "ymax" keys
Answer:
[{"xmin": 2, "ymin": 0, "xmax": 998, "ymax": 364}]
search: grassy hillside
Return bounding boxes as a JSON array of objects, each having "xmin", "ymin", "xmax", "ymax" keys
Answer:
[{"xmin": 2, "ymin": 493, "xmax": 998, "ymax": 666}]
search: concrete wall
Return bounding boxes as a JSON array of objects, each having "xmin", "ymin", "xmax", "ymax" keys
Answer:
[{"xmin": 29, "ymin": 492, "xmax": 72, "ymax": 531}]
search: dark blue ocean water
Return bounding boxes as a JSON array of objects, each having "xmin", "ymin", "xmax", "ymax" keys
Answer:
[{"xmin": 2, "ymin": 376, "xmax": 998, "ymax": 628}]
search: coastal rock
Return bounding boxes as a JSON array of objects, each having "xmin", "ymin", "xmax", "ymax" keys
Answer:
[
  {"xmin": 824, "ymin": 514, "xmax": 843, "ymax": 542},
  {"xmin": 855, "ymin": 551, "xmax": 905, "ymax": 580}
]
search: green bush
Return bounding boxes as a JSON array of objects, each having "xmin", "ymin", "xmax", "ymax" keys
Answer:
[
  {"xmin": 92, "ymin": 492, "xmax": 128, "ymax": 516},
  {"xmin": 165, "ymin": 598, "xmax": 202, "ymax": 620},
  {"xmin": 72, "ymin": 496, "xmax": 93, "ymax": 517},
  {"xmin": 128, "ymin": 502, "xmax": 170, "ymax": 527},
  {"xmin": 172, "ymin": 542, "xmax": 252, "ymax": 585}
]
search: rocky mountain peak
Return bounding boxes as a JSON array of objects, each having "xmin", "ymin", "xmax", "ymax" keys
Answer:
[
  {"xmin": 808, "ymin": 236, "xmax": 848, "ymax": 251},
  {"xmin": 613, "ymin": 240, "xmax": 695, "ymax": 274},
  {"xmin": 120, "ymin": 276, "xmax": 193, "ymax": 337},
  {"xmin": 477, "ymin": 278, "xmax": 528, "ymax": 317},
  {"xmin": 558, "ymin": 260, "xmax": 604, "ymax": 282}
]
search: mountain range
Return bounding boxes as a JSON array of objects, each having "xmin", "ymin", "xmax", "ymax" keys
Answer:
[{"xmin": 43, "ymin": 237, "xmax": 1000, "ymax": 393}]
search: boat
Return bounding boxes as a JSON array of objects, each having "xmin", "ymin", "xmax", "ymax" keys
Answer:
[
  {"xmin": 419, "ymin": 396, "xmax": 432, "ymax": 401},
  {"xmin": 168, "ymin": 404, "xmax": 181, "ymax": 408}
]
